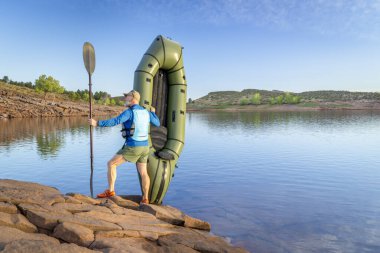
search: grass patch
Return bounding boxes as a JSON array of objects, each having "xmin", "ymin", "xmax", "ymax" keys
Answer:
[
  {"xmin": 299, "ymin": 102, "xmax": 320, "ymax": 108},
  {"xmin": 323, "ymin": 103, "xmax": 353, "ymax": 108}
]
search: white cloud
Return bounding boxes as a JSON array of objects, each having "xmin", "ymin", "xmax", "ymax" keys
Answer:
[{"xmin": 90, "ymin": 0, "xmax": 380, "ymax": 40}]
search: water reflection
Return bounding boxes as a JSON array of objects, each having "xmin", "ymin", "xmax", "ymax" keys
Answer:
[
  {"xmin": 36, "ymin": 132, "xmax": 65, "ymax": 159},
  {"xmin": 192, "ymin": 110, "xmax": 380, "ymax": 130},
  {"xmin": 0, "ymin": 117, "xmax": 89, "ymax": 158}
]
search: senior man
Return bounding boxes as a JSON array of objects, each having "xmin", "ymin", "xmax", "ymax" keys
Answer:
[{"xmin": 88, "ymin": 90, "xmax": 160, "ymax": 204}]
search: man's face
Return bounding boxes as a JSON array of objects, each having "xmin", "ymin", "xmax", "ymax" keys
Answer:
[{"xmin": 124, "ymin": 95, "xmax": 133, "ymax": 106}]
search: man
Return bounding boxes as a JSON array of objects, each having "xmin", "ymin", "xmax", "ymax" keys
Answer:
[{"xmin": 88, "ymin": 90, "xmax": 160, "ymax": 204}]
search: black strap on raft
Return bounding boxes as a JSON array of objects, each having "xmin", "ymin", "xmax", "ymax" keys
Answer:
[{"xmin": 156, "ymin": 150, "xmax": 175, "ymax": 160}]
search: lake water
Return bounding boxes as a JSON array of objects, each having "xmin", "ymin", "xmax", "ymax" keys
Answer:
[{"xmin": 1, "ymin": 111, "xmax": 380, "ymax": 253}]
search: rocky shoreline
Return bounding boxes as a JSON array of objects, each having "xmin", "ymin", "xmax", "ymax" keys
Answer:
[
  {"xmin": 0, "ymin": 179, "xmax": 248, "ymax": 252},
  {"xmin": 0, "ymin": 83, "xmax": 123, "ymax": 119}
]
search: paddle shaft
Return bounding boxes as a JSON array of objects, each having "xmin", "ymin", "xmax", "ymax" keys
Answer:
[{"xmin": 88, "ymin": 73, "xmax": 94, "ymax": 198}]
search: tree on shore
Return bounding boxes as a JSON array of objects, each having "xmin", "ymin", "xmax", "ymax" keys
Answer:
[
  {"xmin": 35, "ymin": 75, "xmax": 65, "ymax": 101},
  {"xmin": 276, "ymin": 95, "xmax": 284, "ymax": 104},
  {"xmin": 270, "ymin": 93, "xmax": 301, "ymax": 105},
  {"xmin": 94, "ymin": 91, "xmax": 110, "ymax": 100},
  {"xmin": 239, "ymin": 97, "xmax": 249, "ymax": 105},
  {"xmin": 284, "ymin": 92, "xmax": 301, "ymax": 104},
  {"xmin": 1, "ymin": 76, "xmax": 9, "ymax": 83},
  {"xmin": 251, "ymin": 92, "xmax": 261, "ymax": 105}
]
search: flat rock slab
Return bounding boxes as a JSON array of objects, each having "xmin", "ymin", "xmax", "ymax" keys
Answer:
[
  {"xmin": 64, "ymin": 195, "xmax": 82, "ymax": 204},
  {"xmin": 158, "ymin": 233, "xmax": 249, "ymax": 253},
  {"xmin": 100, "ymin": 199, "xmax": 152, "ymax": 218},
  {"xmin": 67, "ymin": 213, "xmax": 122, "ymax": 232},
  {"xmin": 0, "ymin": 226, "xmax": 59, "ymax": 250},
  {"xmin": 75, "ymin": 210, "xmax": 160, "ymax": 225},
  {"xmin": 53, "ymin": 203, "xmax": 113, "ymax": 214},
  {"xmin": 139, "ymin": 204, "xmax": 185, "ymax": 226},
  {"xmin": 0, "ymin": 202, "xmax": 18, "ymax": 214},
  {"xmin": 66, "ymin": 193, "xmax": 101, "ymax": 205},
  {"xmin": 96, "ymin": 230, "xmax": 159, "ymax": 242},
  {"xmin": 0, "ymin": 212, "xmax": 37, "ymax": 233},
  {"xmin": 1, "ymin": 239, "xmax": 100, "ymax": 253},
  {"xmin": 139, "ymin": 204, "xmax": 211, "ymax": 231},
  {"xmin": 90, "ymin": 237, "xmax": 159, "ymax": 253},
  {"xmin": 184, "ymin": 214, "xmax": 211, "ymax": 231},
  {"xmin": 25, "ymin": 207, "xmax": 122, "ymax": 232},
  {"xmin": 53, "ymin": 222, "xmax": 94, "ymax": 247},
  {"xmin": 25, "ymin": 209, "xmax": 69, "ymax": 230},
  {"xmin": 0, "ymin": 179, "xmax": 65, "ymax": 206},
  {"xmin": 18, "ymin": 202, "xmax": 72, "ymax": 216},
  {"xmin": 109, "ymin": 196, "xmax": 139, "ymax": 210}
]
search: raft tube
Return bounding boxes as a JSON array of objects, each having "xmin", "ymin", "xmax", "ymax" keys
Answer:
[{"xmin": 133, "ymin": 35, "xmax": 186, "ymax": 204}]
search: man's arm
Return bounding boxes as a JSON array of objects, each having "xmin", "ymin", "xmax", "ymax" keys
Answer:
[
  {"xmin": 89, "ymin": 109, "xmax": 132, "ymax": 127},
  {"xmin": 149, "ymin": 107, "xmax": 160, "ymax": 127}
]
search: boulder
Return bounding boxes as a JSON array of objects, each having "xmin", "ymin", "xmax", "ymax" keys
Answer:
[
  {"xmin": 52, "ymin": 222, "xmax": 94, "ymax": 247},
  {"xmin": 0, "ymin": 212, "xmax": 37, "ymax": 233},
  {"xmin": 0, "ymin": 179, "xmax": 65, "ymax": 206},
  {"xmin": 0, "ymin": 202, "xmax": 18, "ymax": 214}
]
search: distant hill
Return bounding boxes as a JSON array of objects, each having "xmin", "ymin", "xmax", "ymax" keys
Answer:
[{"xmin": 192, "ymin": 89, "xmax": 380, "ymax": 106}]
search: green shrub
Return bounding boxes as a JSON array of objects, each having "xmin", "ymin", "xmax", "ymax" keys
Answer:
[
  {"xmin": 35, "ymin": 75, "xmax": 65, "ymax": 100},
  {"xmin": 276, "ymin": 95, "xmax": 284, "ymax": 104},
  {"xmin": 251, "ymin": 92, "xmax": 261, "ymax": 105},
  {"xmin": 239, "ymin": 97, "xmax": 249, "ymax": 105}
]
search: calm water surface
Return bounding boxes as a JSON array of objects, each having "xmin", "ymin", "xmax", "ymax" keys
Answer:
[{"xmin": 1, "ymin": 111, "xmax": 380, "ymax": 253}]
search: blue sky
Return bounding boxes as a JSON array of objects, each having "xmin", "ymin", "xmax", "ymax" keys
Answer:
[{"xmin": 1, "ymin": 0, "xmax": 380, "ymax": 99}]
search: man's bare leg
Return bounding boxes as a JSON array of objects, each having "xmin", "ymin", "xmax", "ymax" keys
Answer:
[
  {"xmin": 107, "ymin": 154, "xmax": 127, "ymax": 192},
  {"xmin": 136, "ymin": 162, "xmax": 150, "ymax": 200}
]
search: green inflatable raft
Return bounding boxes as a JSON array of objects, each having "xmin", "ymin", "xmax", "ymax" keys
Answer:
[{"xmin": 134, "ymin": 35, "xmax": 187, "ymax": 204}]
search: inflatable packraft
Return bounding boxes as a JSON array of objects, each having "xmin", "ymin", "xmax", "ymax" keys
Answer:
[{"xmin": 133, "ymin": 35, "xmax": 186, "ymax": 204}]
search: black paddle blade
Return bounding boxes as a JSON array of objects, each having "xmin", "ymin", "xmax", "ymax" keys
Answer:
[{"xmin": 83, "ymin": 42, "xmax": 96, "ymax": 75}]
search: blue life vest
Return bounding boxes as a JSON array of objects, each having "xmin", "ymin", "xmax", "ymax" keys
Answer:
[{"xmin": 121, "ymin": 108, "xmax": 150, "ymax": 141}]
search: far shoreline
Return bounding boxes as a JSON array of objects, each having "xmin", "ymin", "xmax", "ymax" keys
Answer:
[{"xmin": 186, "ymin": 102, "xmax": 380, "ymax": 113}]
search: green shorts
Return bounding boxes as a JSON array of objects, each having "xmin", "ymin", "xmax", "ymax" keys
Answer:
[{"xmin": 116, "ymin": 146, "xmax": 150, "ymax": 163}]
